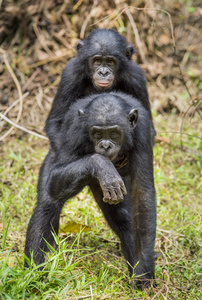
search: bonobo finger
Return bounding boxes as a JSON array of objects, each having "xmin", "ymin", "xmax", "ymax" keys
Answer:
[
  {"xmin": 103, "ymin": 190, "xmax": 111, "ymax": 203},
  {"xmin": 120, "ymin": 181, "xmax": 127, "ymax": 195},
  {"xmin": 107, "ymin": 198, "xmax": 122, "ymax": 205},
  {"xmin": 114, "ymin": 185, "xmax": 124, "ymax": 202},
  {"xmin": 103, "ymin": 197, "xmax": 110, "ymax": 203},
  {"xmin": 108, "ymin": 187, "xmax": 124, "ymax": 204},
  {"xmin": 103, "ymin": 190, "xmax": 122, "ymax": 205},
  {"xmin": 109, "ymin": 188, "xmax": 118, "ymax": 202}
]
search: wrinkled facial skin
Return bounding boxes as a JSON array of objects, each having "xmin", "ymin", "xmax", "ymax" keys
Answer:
[
  {"xmin": 90, "ymin": 55, "xmax": 118, "ymax": 90},
  {"xmin": 90, "ymin": 125, "xmax": 123, "ymax": 161}
]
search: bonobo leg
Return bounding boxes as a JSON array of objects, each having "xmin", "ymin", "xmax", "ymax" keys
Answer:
[
  {"xmin": 90, "ymin": 178, "xmax": 136, "ymax": 277},
  {"xmin": 130, "ymin": 150, "xmax": 156, "ymax": 289},
  {"xmin": 24, "ymin": 150, "xmax": 66, "ymax": 267},
  {"xmin": 91, "ymin": 157, "xmax": 156, "ymax": 291}
]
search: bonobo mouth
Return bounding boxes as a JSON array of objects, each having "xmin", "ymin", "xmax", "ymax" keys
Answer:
[
  {"xmin": 96, "ymin": 81, "xmax": 113, "ymax": 89},
  {"xmin": 101, "ymin": 151, "xmax": 118, "ymax": 162}
]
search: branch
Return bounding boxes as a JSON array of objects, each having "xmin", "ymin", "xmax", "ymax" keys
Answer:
[
  {"xmin": 0, "ymin": 113, "xmax": 48, "ymax": 140},
  {"xmin": 155, "ymin": 136, "xmax": 202, "ymax": 157},
  {"xmin": 0, "ymin": 48, "xmax": 23, "ymax": 141}
]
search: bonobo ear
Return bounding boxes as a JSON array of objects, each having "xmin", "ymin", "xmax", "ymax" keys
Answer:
[
  {"xmin": 76, "ymin": 41, "xmax": 84, "ymax": 51},
  {"xmin": 128, "ymin": 109, "xmax": 138, "ymax": 128},
  {"xmin": 78, "ymin": 109, "xmax": 85, "ymax": 116},
  {"xmin": 125, "ymin": 45, "xmax": 136, "ymax": 59}
]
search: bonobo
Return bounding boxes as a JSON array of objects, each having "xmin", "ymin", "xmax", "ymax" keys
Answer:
[
  {"xmin": 25, "ymin": 92, "xmax": 156, "ymax": 290},
  {"xmin": 45, "ymin": 28, "xmax": 156, "ymax": 152}
]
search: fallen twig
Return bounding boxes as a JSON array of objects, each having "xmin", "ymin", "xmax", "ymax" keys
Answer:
[
  {"xmin": 0, "ymin": 48, "xmax": 23, "ymax": 141},
  {"xmin": 155, "ymin": 136, "xmax": 202, "ymax": 157},
  {"xmin": 124, "ymin": 5, "xmax": 147, "ymax": 64},
  {"xmin": 0, "ymin": 113, "xmax": 48, "ymax": 140},
  {"xmin": 80, "ymin": 0, "xmax": 98, "ymax": 39},
  {"xmin": 0, "ymin": 92, "xmax": 29, "ymax": 120}
]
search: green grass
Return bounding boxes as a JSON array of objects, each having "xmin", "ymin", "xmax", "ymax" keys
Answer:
[{"xmin": 0, "ymin": 113, "xmax": 201, "ymax": 299}]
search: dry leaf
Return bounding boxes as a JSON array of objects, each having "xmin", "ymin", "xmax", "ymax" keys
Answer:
[
  {"xmin": 59, "ymin": 222, "xmax": 91, "ymax": 233},
  {"xmin": 159, "ymin": 34, "xmax": 171, "ymax": 45}
]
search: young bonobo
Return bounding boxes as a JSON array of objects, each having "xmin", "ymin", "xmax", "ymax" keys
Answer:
[
  {"xmin": 25, "ymin": 92, "xmax": 156, "ymax": 290},
  {"xmin": 45, "ymin": 28, "xmax": 156, "ymax": 152}
]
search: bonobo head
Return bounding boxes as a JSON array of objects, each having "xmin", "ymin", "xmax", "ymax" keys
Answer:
[
  {"xmin": 90, "ymin": 125, "xmax": 124, "ymax": 161},
  {"xmin": 78, "ymin": 93, "xmax": 139, "ymax": 162},
  {"xmin": 76, "ymin": 29, "xmax": 135, "ymax": 90}
]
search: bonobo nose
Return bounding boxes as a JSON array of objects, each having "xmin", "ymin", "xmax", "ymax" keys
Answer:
[
  {"xmin": 100, "ymin": 140, "xmax": 112, "ymax": 149},
  {"xmin": 98, "ymin": 68, "xmax": 110, "ymax": 77}
]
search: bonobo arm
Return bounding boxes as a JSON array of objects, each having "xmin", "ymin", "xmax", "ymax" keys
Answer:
[
  {"xmin": 118, "ymin": 63, "xmax": 156, "ymax": 144},
  {"xmin": 47, "ymin": 154, "xmax": 127, "ymax": 204},
  {"xmin": 45, "ymin": 58, "xmax": 85, "ymax": 151}
]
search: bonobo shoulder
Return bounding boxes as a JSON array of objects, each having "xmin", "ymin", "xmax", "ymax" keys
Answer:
[{"xmin": 62, "ymin": 57, "xmax": 85, "ymax": 76}]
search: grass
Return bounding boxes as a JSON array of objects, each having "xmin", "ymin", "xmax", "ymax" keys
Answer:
[{"xmin": 0, "ymin": 112, "xmax": 201, "ymax": 299}]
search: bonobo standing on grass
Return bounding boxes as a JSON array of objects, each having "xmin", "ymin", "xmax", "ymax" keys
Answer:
[
  {"xmin": 45, "ymin": 28, "xmax": 156, "ymax": 152},
  {"xmin": 25, "ymin": 92, "xmax": 156, "ymax": 290}
]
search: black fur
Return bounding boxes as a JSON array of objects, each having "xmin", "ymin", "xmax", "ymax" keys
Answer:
[{"xmin": 25, "ymin": 92, "xmax": 156, "ymax": 290}]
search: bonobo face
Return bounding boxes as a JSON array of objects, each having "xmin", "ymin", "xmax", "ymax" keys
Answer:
[
  {"xmin": 90, "ymin": 125, "xmax": 124, "ymax": 161},
  {"xmin": 90, "ymin": 55, "xmax": 118, "ymax": 90}
]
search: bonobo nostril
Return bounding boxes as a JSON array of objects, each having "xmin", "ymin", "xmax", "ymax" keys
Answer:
[
  {"xmin": 100, "ymin": 140, "xmax": 112, "ymax": 149},
  {"xmin": 98, "ymin": 68, "xmax": 110, "ymax": 77}
]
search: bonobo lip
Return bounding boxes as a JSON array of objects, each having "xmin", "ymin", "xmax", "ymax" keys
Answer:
[{"xmin": 97, "ymin": 81, "xmax": 112, "ymax": 88}]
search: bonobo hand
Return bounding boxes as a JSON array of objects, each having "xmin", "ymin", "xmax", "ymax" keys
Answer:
[
  {"xmin": 91, "ymin": 154, "xmax": 127, "ymax": 204},
  {"xmin": 100, "ymin": 173, "xmax": 127, "ymax": 204}
]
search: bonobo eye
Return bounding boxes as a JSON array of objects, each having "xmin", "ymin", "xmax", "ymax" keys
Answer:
[
  {"xmin": 110, "ymin": 131, "xmax": 120, "ymax": 139},
  {"xmin": 93, "ymin": 131, "xmax": 102, "ymax": 139},
  {"xmin": 93, "ymin": 57, "xmax": 102, "ymax": 66},
  {"xmin": 107, "ymin": 59, "xmax": 115, "ymax": 66}
]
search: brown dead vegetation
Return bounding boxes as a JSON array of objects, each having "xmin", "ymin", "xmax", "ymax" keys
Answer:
[{"xmin": 0, "ymin": 0, "xmax": 201, "ymax": 142}]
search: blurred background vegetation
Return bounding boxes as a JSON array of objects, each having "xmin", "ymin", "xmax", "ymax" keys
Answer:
[
  {"xmin": 0, "ymin": 0, "xmax": 201, "ymax": 299},
  {"xmin": 0, "ymin": 0, "xmax": 201, "ymax": 132}
]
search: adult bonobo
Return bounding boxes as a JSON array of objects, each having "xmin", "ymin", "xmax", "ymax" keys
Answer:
[
  {"xmin": 25, "ymin": 92, "xmax": 156, "ymax": 290},
  {"xmin": 45, "ymin": 29, "xmax": 156, "ymax": 152}
]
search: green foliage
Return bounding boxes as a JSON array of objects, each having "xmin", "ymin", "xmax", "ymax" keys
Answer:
[{"xmin": 0, "ymin": 203, "xmax": 11, "ymax": 251}]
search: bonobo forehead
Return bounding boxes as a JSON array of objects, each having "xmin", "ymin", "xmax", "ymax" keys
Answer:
[
  {"xmin": 86, "ymin": 94, "xmax": 129, "ymax": 127},
  {"xmin": 85, "ymin": 29, "xmax": 128, "ymax": 57}
]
